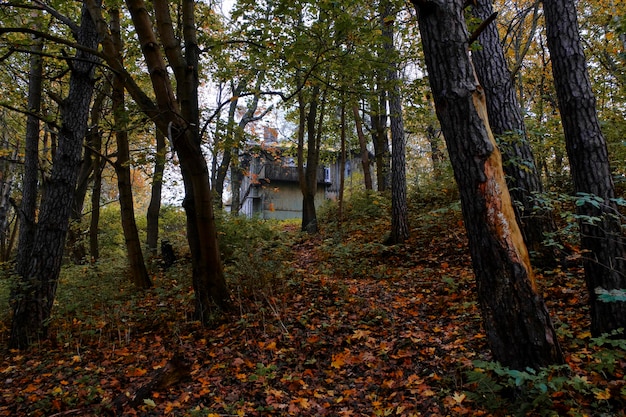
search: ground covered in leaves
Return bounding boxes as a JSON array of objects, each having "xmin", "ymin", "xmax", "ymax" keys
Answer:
[{"xmin": 1, "ymin": 200, "xmax": 625, "ymax": 416}]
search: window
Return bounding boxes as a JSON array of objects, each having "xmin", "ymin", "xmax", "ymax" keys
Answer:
[{"xmin": 324, "ymin": 167, "xmax": 331, "ymax": 183}]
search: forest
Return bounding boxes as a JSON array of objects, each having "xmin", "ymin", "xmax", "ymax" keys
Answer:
[{"xmin": 0, "ymin": 0, "xmax": 625, "ymax": 415}]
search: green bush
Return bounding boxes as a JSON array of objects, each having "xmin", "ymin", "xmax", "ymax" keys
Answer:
[
  {"xmin": 464, "ymin": 331, "xmax": 626, "ymax": 417},
  {"xmin": 215, "ymin": 213, "xmax": 292, "ymax": 301}
]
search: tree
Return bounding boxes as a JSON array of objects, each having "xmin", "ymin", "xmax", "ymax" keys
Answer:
[
  {"xmin": 543, "ymin": 0, "xmax": 626, "ymax": 336},
  {"xmin": 383, "ymin": 1, "xmax": 409, "ymax": 244},
  {"xmin": 411, "ymin": 0, "xmax": 564, "ymax": 369},
  {"xmin": 15, "ymin": 35, "xmax": 43, "ymax": 277},
  {"xmin": 10, "ymin": 1, "xmax": 102, "ymax": 348},
  {"xmin": 298, "ymin": 84, "xmax": 325, "ymax": 233},
  {"xmin": 352, "ymin": 103, "xmax": 373, "ymax": 190},
  {"xmin": 89, "ymin": 0, "xmax": 233, "ymax": 317},
  {"xmin": 146, "ymin": 127, "xmax": 166, "ymax": 255},
  {"xmin": 0, "ymin": 110, "xmax": 18, "ymax": 262},
  {"xmin": 110, "ymin": 7, "xmax": 151, "ymax": 289},
  {"xmin": 471, "ymin": 0, "xmax": 556, "ymax": 260}
]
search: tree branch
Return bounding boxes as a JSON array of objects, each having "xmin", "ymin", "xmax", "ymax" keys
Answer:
[{"xmin": 468, "ymin": 12, "xmax": 498, "ymax": 46}]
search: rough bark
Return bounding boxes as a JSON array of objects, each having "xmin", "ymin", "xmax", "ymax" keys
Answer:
[
  {"xmin": 146, "ymin": 127, "xmax": 166, "ymax": 255},
  {"xmin": 471, "ymin": 0, "xmax": 556, "ymax": 260},
  {"xmin": 90, "ymin": 156, "xmax": 103, "ymax": 261},
  {"xmin": 10, "ymin": 1, "xmax": 101, "ymax": 349},
  {"xmin": 15, "ymin": 36, "xmax": 43, "ymax": 277},
  {"xmin": 71, "ymin": 83, "xmax": 108, "ymax": 220},
  {"xmin": 383, "ymin": 2, "xmax": 409, "ymax": 244},
  {"xmin": 111, "ymin": 8, "xmax": 151, "ymax": 289},
  {"xmin": 543, "ymin": 0, "xmax": 626, "ymax": 336},
  {"xmin": 411, "ymin": 0, "xmax": 563, "ymax": 369}
]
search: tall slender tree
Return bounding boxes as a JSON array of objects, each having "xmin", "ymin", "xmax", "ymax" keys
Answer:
[
  {"xmin": 146, "ymin": 127, "xmax": 166, "ymax": 255},
  {"xmin": 15, "ymin": 35, "xmax": 43, "ymax": 277},
  {"xmin": 471, "ymin": 0, "xmax": 556, "ymax": 260},
  {"xmin": 383, "ymin": 1, "xmax": 409, "ymax": 244},
  {"xmin": 110, "ymin": 7, "xmax": 151, "ymax": 289},
  {"xmin": 411, "ymin": 0, "xmax": 564, "ymax": 369},
  {"xmin": 88, "ymin": 0, "xmax": 231, "ymax": 320},
  {"xmin": 543, "ymin": 0, "xmax": 626, "ymax": 336},
  {"xmin": 10, "ymin": 1, "xmax": 102, "ymax": 348}
]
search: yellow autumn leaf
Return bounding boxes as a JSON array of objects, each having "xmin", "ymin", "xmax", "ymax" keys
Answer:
[
  {"xmin": 331, "ymin": 354, "xmax": 345, "ymax": 369},
  {"xmin": 595, "ymin": 388, "xmax": 611, "ymax": 400},
  {"xmin": 453, "ymin": 392, "xmax": 466, "ymax": 403},
  {"xmin": 143, "ymin": 398, "xmax": 156, "ymax": 407}
]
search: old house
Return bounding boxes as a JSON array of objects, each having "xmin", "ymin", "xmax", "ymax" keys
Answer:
[{"xmin": 238, "ymin": 127, "xmax": 371, "ymax": 219}]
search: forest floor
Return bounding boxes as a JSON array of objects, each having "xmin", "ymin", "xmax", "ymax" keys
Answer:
[{"xmin": 0, "ymin": 202, "xmax": 625, "ymax": 416}]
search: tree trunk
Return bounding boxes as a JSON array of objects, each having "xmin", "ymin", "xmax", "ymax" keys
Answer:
[
  {"xmin": 411, "ymin": 0, "xmax": 564, "ymax": 369},
  {"xmin": 299, "ymin": 85, "xmax": 323, "ymax": 234},
  {"xmin": 471, "ymin": 0, "xmax": 556, "ymax": 260},
  {"xmin": 71, "ymin": 82, "xmax": 109, "ymax": 220},
  {"xmin": 230, "ymin": 153, "xmax": 241, "ymax": 215},
  {"xmin": 0, "ymin": 133, "xmax": 16, "ymax": 262},
  {"xmin": 543, "ymin": 0, "xmax": 626, "ymax": 336},
  {"xmin": 10, "ymin": 1, "xmax": 101, "ymax": 349},
  {"xmin": 352, "ymin": 104, "xmax": 373, "ymax": 190},
  {"xmin": 426, "ymin": 124, "xmax": 445, "ymax": 181},
  {"xmin": 339, "ymin": 100, "xmax": 347, "ymax": 223},
  {"xmin": 384, "ymin": 2, "xmax": 409, "ymax": 244},
  {"xmin": 213, "ymin": 82, "xmax": 242, "ymax": 207},
  {"xmin": 371, "ymin": 83, "xmax": 391, "ymax": 192},
  {"xmin": 87, "ymin": 0, "xmax": 232, "ymax": 317},
  {"xmin": 90, "ymin": 157, "xmax": 103, "ymax": 262},
  {"xmin": 146, "ymin": 127, "xmax": 166, "ymax": 255},
  {"xmin": 15, "ymin": 36, "xmax": 43, "ymax": 277},
  {"xmin": 111, "ymin": 7, "xmax": 151, "ymax": 289}
]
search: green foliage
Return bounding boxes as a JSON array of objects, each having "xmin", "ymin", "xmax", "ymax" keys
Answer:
[
  {"xmin": 215, "ymin": 212, "xmax": 293, "ymax": 301},
  {"xmin": 316, "ymin": 191, "xmax": 390, "ymax": 278},
  {"xmin": 465, "ymin": 329, "xmax": 626, "ymax": 416}
]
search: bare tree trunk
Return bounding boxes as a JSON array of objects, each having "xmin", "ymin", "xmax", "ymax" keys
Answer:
[
  {"xmin": 411, "ymin": 0, "xmax": 563, "ymax": 369},
  {"xmin": 90, "ymin": 157, "xmax": 103, "ymax": 262},
  {"xmin": 371, "ymin": 84, "xmax": 390, "ymax": 192},
  {"xmin": 338, "ymin": 100, "xmax": 346, "ymax": 223},
  {"xmin": 543, "ymin": 0, "xmax": 626, "ymax": 336},
  {"xmin": 0, "ymin": 108, "xmax": 18, "ymax": 261}
]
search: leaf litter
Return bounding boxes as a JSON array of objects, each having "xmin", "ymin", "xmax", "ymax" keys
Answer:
[{"xmin": 0, "ymin": 209, "xmax": 624, "ymax": 416}]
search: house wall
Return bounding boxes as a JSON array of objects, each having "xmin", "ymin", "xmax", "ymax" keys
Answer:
[
  {"xmin": 239, "ymin": 149, "xmax": 371, "ymax": 220},
  {"xmin": 245, "ymin": 181, "xmax": 326, "ymax": 220}
]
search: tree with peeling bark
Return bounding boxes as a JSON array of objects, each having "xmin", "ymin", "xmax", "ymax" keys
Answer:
[
  {"xmin": 411, "ymin": 0, "xmax": 563, "ymax": 369},
  {"xmin": 543, "ymin": 0, "xmax": 626, "ymax": 336},
  {"xmin": 471, "ymin": 0, "xmax": 556, "ymax": 261}
]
